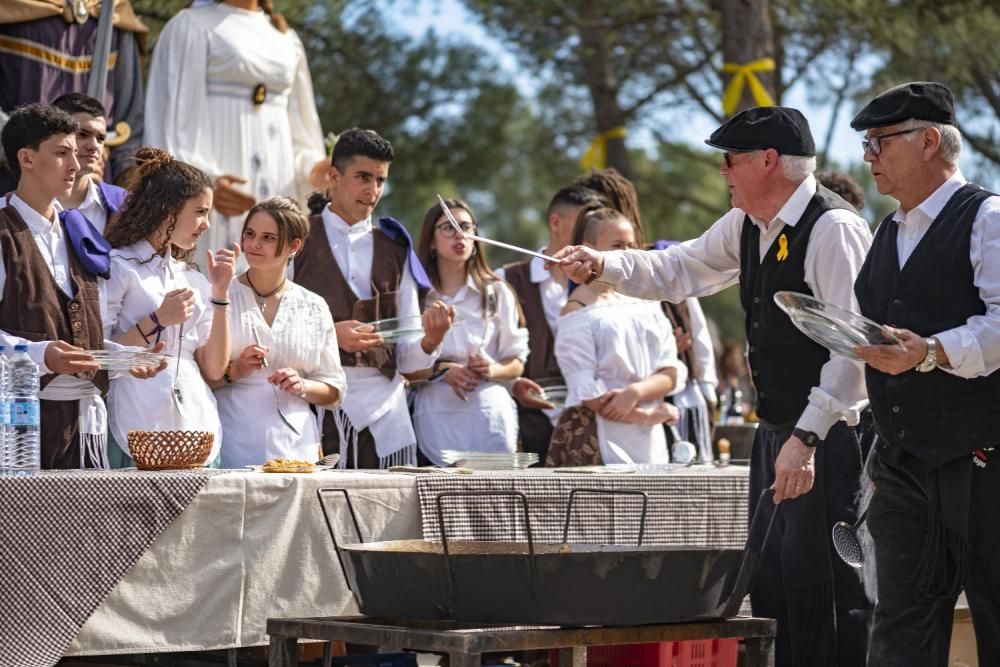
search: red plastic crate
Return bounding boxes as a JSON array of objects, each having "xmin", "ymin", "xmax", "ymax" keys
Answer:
[{"xmin": 549, "ymin": 638, "xmax": 740, "ymax": 667}]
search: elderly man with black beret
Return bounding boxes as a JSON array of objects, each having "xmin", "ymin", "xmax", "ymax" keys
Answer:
[
  {"xmin": 851, "ymin": 82, "xmax": 1000, "ymax": 667},
  {"xmin": 553, "ymin": 107, "xmax": 875, "ymax": 667}
]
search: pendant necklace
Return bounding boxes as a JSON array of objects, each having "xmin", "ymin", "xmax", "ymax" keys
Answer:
[{"xmin": 246, "ymin": 272, "xmax": 286, "ymax": 313}]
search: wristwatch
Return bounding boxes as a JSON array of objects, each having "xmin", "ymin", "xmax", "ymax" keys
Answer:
[
  {"xmin": 915, "ymin": 337, "xmax": 938, "ymax": 373},
  {"xmin": 792, "ymin": 427, "xmax": 820, "ymax": 447}
]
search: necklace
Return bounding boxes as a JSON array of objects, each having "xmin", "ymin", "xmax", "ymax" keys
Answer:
[{"xmin": 245, "ymin": 272, "xmax": 286, "ymax": 313}]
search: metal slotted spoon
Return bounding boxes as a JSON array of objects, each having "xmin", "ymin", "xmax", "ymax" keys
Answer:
[{"xmin": 832, "ymin": 508, "xmax": 869, "ymax": 568}]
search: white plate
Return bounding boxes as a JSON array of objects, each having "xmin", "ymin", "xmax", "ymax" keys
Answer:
[
  {"xmin": 773, "ymin": 291, "xmax": 900, "ymax": 360},
  {"xmin": 440, "ymin": 450, "xmax": 539, "ymax": 469}
]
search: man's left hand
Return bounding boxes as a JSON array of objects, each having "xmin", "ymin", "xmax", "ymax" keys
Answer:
[
  {"xmin": 771, "ymin": 434, "xmax": 816, "ymax": 503},
  {"xmin": 854, "ymin": 327, "xmax": 925, "ymax": 375}
]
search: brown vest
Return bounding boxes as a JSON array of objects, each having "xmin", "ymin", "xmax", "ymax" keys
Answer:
[
  {"xmin": 503, "ymin": 260, "xmax": 562, "ymax": 382},
  {"xmin": 0, "ymin": 207, "xmax": 108, "ymax": 391},
  {"xmin": 294, "ymin": 214, "xmax": 409, "ymax": 379}
]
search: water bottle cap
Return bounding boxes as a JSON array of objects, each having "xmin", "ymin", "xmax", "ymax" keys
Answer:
[{"xmin": 14, "ymin": 344, "xmax": 27, "ymax": 352}]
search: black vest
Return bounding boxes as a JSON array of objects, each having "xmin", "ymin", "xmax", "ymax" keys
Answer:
[
  {"xmin": 855, "ymin": 183, "xmax": 1000, "ymax": 468},
  {"xmin": 739, "ymin": 186, "xmax": 855, "ymax": 425}
]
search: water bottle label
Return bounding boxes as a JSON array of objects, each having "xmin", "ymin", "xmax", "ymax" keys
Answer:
[{"xmin": 11, "ymin": 401, "xmax": 39, "ymax": 426}]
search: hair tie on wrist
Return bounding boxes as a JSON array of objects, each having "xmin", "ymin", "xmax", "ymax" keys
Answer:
[{"xmin": 211, "ymin": 298, "xmax": 230, "ymax": 308}]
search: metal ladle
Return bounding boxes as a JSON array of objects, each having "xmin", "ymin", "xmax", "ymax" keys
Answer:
[{"xmin": 832, "ymin": 508, "xmax": 869, "ymax": 568}]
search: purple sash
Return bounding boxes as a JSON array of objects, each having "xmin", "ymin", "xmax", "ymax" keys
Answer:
[{"xmin": 378, "ymin": 216, "xmax": 432, "ymax": 291}]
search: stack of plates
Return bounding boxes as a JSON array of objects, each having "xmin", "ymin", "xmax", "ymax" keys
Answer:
[
  {"xmin": 440, "ymin": 450, "xmax": 539, "ymax": 469},
  {"xmin": 536, "ymin": 384, "xmax": 568, "ymax": 410}
]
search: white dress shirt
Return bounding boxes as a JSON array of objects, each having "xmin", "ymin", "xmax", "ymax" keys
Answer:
[
  {"xmin": 67, "ymin": 179, "xmax": 111, "ymax": 235},
  {"xmin": 496, "ymin": 253, "xmax": 567, "ymax": 334},
  {"xmin": 890, "ymin": 170, "xmax": 1000, "ymax": 378},
  {"xmin": 215, "ymin": 281, "xmax": 347, "ymax": 468},
  {"xmin": 600, "ymin": 175, "xmax": 873, "ymax": 438},
  {"xmin": 413, "ymin": 277, "xmax": 528, "ymax": 465},
  {"xmin": 320, "ymin": 206, "xmax": 440, "ymax": 460},
  {"xmin": 102, "ymin": 241, "xmax": 222, "ymax": 462},
  {"xmin": 556, "ymin": 293, "xmax": 687, "ymax": 464}
]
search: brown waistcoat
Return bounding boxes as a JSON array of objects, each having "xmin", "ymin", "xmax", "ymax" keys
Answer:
[
  {"xmin": 503, "ymin": 260, "xmax": 562, "ymax": 382},
  {"xmin": 294, "ymin": 214, "xmax": 409, "ymax": 379},
  {"xmin": 0, "ymin": 207, "xmax": 108, "ymax": 392}
]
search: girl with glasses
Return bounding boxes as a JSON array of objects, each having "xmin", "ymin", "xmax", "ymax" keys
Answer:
[{"xmin": 411, "ymin": 198, "xmax": 528, "ymax": 465}]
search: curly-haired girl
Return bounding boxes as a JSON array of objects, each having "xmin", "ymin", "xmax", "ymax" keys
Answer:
[{"xmin": 102, "ymin": 147, "xmax": 239, "ymax": 466}]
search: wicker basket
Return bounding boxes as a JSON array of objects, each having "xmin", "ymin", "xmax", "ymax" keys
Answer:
[{"xmin": 127, "ymin": 430, "xmax": 214, "ymax": 470}]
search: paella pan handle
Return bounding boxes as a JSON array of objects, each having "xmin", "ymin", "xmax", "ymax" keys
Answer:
[
  {"xmin": 721, "ymin": 488, "xmax": 780, "ymax": 617},
  {"xmin": 561, "ymin": 488, "xmax": 649, "ymax": 546},
  {"xmin": 434, "ymin": 490, "xmax": 535, "ymax": 558},
  {"xmin": 316, "ymin": 488, "xmax": 366, "ymax": 594}
]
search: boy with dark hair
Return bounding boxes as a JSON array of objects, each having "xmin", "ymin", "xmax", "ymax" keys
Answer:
[
  {"xmin": 51, "ymin": 92, "xmax": 128, "ymax": 228},
  {"xmin": 294, "ymin": 128, "xmax": 451, "ymax": 468},
  {"xmin": 0, "ymin": 103, "xmax": 109, "ymax": 468},
  {"xmin": 497, "ymin": 183, "xmax": 601, "ymax": 461}
]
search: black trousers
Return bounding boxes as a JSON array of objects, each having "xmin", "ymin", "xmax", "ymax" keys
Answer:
[
  {"xmin": 867, "ymin": 447, "xmax": 1000, "ymax": 667},
  {"xmin": 749, "ymin": 420, "xmax": 874, "ymax": 667},
  {"xmin": 517, "ymin": 405, "xmax": 553, "ymax": 465}
]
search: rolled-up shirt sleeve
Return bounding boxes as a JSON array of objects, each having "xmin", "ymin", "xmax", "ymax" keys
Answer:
[
  {"xmin": 555, "ymin": 314, "xmax": 607, "ymax": 405},
  {"xmin": 935, "ymin": 195, "xmax": 1000, "ymax": 378},
  {"xmin": 798, "ymin": 210, "xmax": 873, "ymax": 438},
  {"xmin": 395, "ymin": 258, "xmax": 442, "ymax": 373}
]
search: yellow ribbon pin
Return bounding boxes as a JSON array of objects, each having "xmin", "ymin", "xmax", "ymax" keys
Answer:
[
  {"xmin": 776, "ymin": 233, "xmax": 789, "ymax": 261},
  {"xmin": 721, "ymin": 58, "xmax": 776, "ymax": 117},
  {"xmin": 580, "ymin": 126, "xmax": 627, "ymax": 171}
]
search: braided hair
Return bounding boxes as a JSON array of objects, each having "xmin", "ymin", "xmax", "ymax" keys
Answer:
[
  {"xmin": 572, "ymin": 168, "xmax": 644, "ymax": 246},
  {"xmin": 105, "ymin": 147, "xmax": 212, "ymax": 263}
]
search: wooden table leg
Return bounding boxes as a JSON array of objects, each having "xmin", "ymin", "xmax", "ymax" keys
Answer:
[
  {"xmin": 448, "ymin": 651, "xmax": 482, "ymax": 667},
  {"xmin": 745, "ymin": 635, "xmax": 775, "ymax": 667},
  {"xmin": 269, "ymin": 636, "xmax": 300, "ymax": 667},
  {"xmin": 558, "ymin": 646, "xmax": 587, "ymax": 666}
]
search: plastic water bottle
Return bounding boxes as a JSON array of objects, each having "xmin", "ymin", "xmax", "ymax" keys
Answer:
[
  {"xmin": 5, "ymin": 344, "xmax": 40, "ymax": 476},
  {"xmin": 0, "ymin": 346, "xmax": 8, "ymax": 471}
]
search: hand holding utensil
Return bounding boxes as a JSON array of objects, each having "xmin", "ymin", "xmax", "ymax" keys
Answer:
[{"xmin": 251, "ymin": 323, "xmax": 269, "ymax": 368}]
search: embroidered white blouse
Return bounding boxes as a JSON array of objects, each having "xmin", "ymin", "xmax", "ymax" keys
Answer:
[
  {"xmin": 102, "ymin": 241, "xmax": 222, "ymax": 462},
  {"xmin": 413, "ymin": 277, "xmax": 529, "ymax": 465},
  {"xmin": 555, "ymin": 293, "xmax": 687, "ymax": 464},
  {"xmin": 214, "ymin": 281, "xmax": 347, "ymax": 468}
]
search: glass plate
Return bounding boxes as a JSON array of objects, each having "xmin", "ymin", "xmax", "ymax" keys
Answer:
[
  {"xmin": 82, "ymin": 349, "xmax": 169, "ymax": 371},
  {"xmin": 773, "ymin": 291, "xmax": 899, "ymax": 360},
  {"xmin": 535, "ymin": 384, "xmax": 568, "ymax": 410},
  {"xmin": 353, "ymin": 315, "xmax": 463, "ymax": 343},
  {"xmin": 440, "ymin": 450, "xmax": 539, "ymax": 469}
]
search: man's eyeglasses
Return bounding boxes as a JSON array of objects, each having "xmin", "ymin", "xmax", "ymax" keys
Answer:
[
  {"xmin": 862, "ymin": 127, "xmax": 924, "ymax": 156},
  {"xmin": 436, "ymin": 221, "xmax": 476, "ymax": 238},
  {"xmin": 723, "ymin": 151, "xmax": 755, "ymax": 169}
]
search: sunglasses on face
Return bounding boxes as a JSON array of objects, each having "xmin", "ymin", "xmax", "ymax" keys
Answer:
[{"xmin": 723, "ymin": 151, "xmax": 755, "ymax": 169}]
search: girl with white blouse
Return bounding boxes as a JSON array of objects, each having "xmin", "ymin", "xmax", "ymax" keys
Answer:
[
  {"xmin": 103, "ymin": 148, "xmax": 238, "ymax": 466},
  {"xmin": 411, "ymin": 198, "xmax": 529, "ymax": 465},
  {"xmin": 547, "ymin": 207, "xmax": 685, "ymax": 467},
  {"xmin": 213, "ymin": 197, "xmax": 347, "ymax": 468}
]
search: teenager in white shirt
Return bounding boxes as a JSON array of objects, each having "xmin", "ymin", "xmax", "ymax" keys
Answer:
[
  {"xmin": 103, "ymin": 148, "xmax": 238, "ymax": 466},
  {"xmin": 214, "ymin": 196, "xmax": 346, "ymax": 467},
  {"xmin": 411, "ymin": 198, "xmax": 528, "ymax": 465},
  {"xmin": 548, "ymin": 207, "xmax": 684, "ymax": 466}
]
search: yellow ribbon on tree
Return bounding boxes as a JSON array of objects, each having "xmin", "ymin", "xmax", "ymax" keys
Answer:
[
  {"xmin": 721, "ymin": 58, "xmax": 776, "ymax": 117},
  {"xmin": 580, "ymin": 126, "xmax": 627, "ymax": 171},
  {"xmin": 776, "ymin": 233, "xmax": 789, "ymax": 261}
]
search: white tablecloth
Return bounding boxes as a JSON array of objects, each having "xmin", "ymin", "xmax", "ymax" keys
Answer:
[{"xmin": 65, "ymin": 471, "xmax": 419, "ymax": 656}]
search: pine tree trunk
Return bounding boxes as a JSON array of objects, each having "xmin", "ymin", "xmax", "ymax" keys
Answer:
[{"xmin": 718, "ymin": 0, "xmax": 776, "ymax": 117}]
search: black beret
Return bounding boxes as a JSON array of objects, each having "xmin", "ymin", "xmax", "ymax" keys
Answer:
[
  {"xmin": 850, "ymin": 81, "xmax": 955, "ymax": 130},
  {"xmin": 705, "ymin": 106, "xmax": 815, "ymax": 157}
]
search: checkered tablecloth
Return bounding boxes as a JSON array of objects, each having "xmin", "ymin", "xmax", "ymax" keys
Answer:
[
  {"xmin": 416, "ymin": 465, "xmax": 750, "ymax": 549},
  {"xmin": 0, "ymin": 469, "xmax": 226, "ymax": 667}
]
